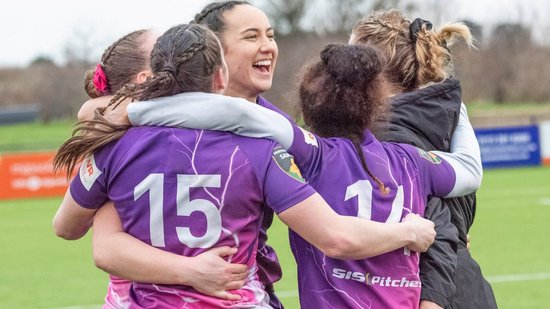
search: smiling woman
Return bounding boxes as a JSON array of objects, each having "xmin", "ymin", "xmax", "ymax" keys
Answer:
[
  {"xmin": 69, "ymin": 2, "xmax": 290, "ymax": 309},
  {"xmin": 197, "ymin": 2, "xmax": 278, "ymax": 102}
]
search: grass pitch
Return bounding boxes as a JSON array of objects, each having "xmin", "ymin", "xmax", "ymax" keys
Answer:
[
  {"xmin": 0, "ymin": 120, "xmax": 549, "ymax": 308},
  {"xmin": 0, "ymin": 166, "xmax": 548, "ymax": 308}
]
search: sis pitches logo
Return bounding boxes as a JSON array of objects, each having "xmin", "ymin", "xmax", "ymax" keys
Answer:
[{"xmin": 332, "ymin": 268, "xmax": 421, "ymax": 288}]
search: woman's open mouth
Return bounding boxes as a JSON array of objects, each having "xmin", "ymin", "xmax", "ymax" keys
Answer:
[{"xmin": 253, "ymin": 59, "xmax": 272, "ymax": 74}]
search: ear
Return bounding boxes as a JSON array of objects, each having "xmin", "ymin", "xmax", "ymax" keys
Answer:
[
  {"xmin": 135, "ymin": 69, "xmax": 153, "ymax": 84},
  {"xmin": 211, "ymin": 67, "xmax": 227, "ymax": 94}
]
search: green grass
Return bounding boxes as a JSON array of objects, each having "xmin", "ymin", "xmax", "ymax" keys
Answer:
[
  {"xmin": 270, "ymin": 166, "xmax": 550, "ymax": 309},
  {"xmin": 0, "ymin": 120, "xmax": 75, "ymax": 153},
  {"xmin": 468, "ymin": 166, "xmax": 550, "ymax": 309},
  {"xmin": 1, "ymin": 166, "xmax": 549, "ymax": 308},
  {"xmin": 0, "ymin": 197, "xmax": 106, "ymax": 308},
  {"xmin": 1, "ymin": 120, "xmax": 549, "ymax": 308}
]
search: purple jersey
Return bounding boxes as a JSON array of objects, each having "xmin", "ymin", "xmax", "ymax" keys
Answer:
[
  {"xmin": 254, "ymin": 96, "xmax": 294, "ymax": 291},
  {"xmin": 103, "ymin": 275, "xmax": 132, "ymax": 309},
  {"xmin": 288, "ymin": 126, "xmax": 456, "ymax": 309},
  {"xmin": 70, "ymin": 126, "xmax": 315, "ymax": 308}
]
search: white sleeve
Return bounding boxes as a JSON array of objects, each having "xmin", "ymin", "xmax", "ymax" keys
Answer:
[
  {"xmin": 127, "ymin": 92, "xmax": 295, "ymax": 149},
  {"xmin": 432, "ymin": 103, "xmax": 483, "ymax": 197}
]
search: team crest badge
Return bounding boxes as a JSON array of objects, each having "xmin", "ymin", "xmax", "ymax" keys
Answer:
[
  {"xmin": 416, "ymin": 148, "xmax": 442, "ymax": 164},
  {"xmin": 272, "ymin": 146, "xmax": 305, "ymax": 183}
]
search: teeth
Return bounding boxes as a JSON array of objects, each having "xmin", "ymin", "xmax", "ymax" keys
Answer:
[{"xmin": 253, "ymin": 60, "xmax": 271, "ymax": 66}]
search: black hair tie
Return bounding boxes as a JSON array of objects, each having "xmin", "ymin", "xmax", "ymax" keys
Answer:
[
  {"xmin": 161, "ymin": 63, "xmax": 178, "ymax": 76},
  {"xmin": 409, "ymin": 18, "xmax": 433, "ymax": 42}
]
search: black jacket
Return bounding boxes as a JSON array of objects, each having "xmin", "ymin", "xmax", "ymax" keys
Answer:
[{"xmin": 377, "ymin": 79, "xmax": 497, "ymax": 308}]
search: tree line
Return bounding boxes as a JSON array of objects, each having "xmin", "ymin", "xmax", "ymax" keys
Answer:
[{"xmin": 1, "ymin": 0, "xmax": 549, "ymax": 122}]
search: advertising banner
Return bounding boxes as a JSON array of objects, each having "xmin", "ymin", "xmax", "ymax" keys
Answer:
[
  {"xmin": 0, "ymin": 151, "xmax": 69, "ymax": 199},
  {"xmin": 475, "ymin": 125, "xmax": 541, "ymax": 168}
]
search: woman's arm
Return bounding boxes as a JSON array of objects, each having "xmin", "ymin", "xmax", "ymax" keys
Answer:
[
  {"xmin": 278, "ymin": 193, "xmax": 436, "ymax": 259},
  {"xmin": 126, "ymin": 93, "xmax": 320, "ymax": 175},
  {"xmin": 432, "ymin": 103, "xmax": 482, "ymax": 197},
  {"xmin": 53, "ymin": 189, "xmax": 97, "ymax": 240},
  {"xmin": 127, "ymin": 93, "xmax": 295, "ymax": 149},
  {"xmin": 56, "ymin": 175, "xmax": 249, "ymax": 299},
  {"xmin": 93, "ymin": 203, "xmax": 248, "ymax": 300},
  {"xmin": 55, "ymin": 194, "xmax": 249, "ymax": 300},
  {"xmin": 78, "ymin": 96, "xmax": 114, "ymax": 121}
]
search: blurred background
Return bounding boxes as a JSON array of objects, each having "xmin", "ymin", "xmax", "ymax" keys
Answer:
[
  {"xmin": 2, "ymin": 0, "xmax": 550, "ymax": 122},
  {"xmin": 1, "ymin": 1, "xmax": 549, "ymax": 308}
]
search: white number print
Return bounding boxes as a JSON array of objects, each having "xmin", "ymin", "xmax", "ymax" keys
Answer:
[
  {"xmin": 134, "ymin": 173, "xmax": 222, "ymax": 249},
  {"xmin": 345, "ymin": 181, "xmax": 409, "ymax": 255},
  {"xmin": 345, "ymin": 180, "xmax": 404, "ymax": 223}
]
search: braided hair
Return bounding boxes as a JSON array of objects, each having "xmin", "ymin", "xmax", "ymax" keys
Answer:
[
  {"xmin": 299, "ymin": 44, "xmax": 393, "ymax": 193},
  {"xmin": 192, "ymin": 1, "xmax": 251, "ymax": 38},
  {"xmin": 84, "ymin": 29, "xmax": 151, "ymax": 98},
  {"xmin": 350, "ymin": 9, "xmax": 473, "ymax": 92},
  {"xmin": 54, "ymin": 24, "xmax": 224, "ymax": 175}
]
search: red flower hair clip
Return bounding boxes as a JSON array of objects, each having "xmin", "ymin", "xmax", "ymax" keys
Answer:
[{"xmin": 93, "ymin": 64, "xmax": 110, "ymax": 95}]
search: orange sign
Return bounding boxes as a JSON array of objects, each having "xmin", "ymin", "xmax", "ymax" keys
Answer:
[{"xmin": 0, "ymin": 151, "xmax": 70, "ymax": 199}]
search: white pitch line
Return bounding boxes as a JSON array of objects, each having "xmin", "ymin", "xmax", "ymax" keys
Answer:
[
  {"xmin": 277, "ymin": 272, "xmax": 550, "ymax": 298},
  {"xmin": 51, "ymin": 305, "xmax": 103, "ymax": 309},
  {"xmin": 276, "ymin": 289, "xmax": 299, "ymax": 298},
  {"xmin": 486, "ymin": 272, "xmax": 550, "ymax": 283}
]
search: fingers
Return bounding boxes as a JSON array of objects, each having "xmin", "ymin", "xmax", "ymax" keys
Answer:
[
  {"xmin": 406, "ymin": 234, "xmax": 434, "ymax": 252},
  {"xmin": 227, "ymin": 263, "xmax": 248, "ymax": 275},
  {"xmin": 229, "ymin": 269, "xmax": 249, "ymax": 282},
  {"xmin": 213, "ymin": 291, "xmax": 242, "ymax": 301},
  {"xmin": 225, "ymin": 280, "xmax": 247, "ymax": 290},
  {"xmin": 208, "ymin": 246, "xmax": 238, "ymax": 258},
  {"xmin": 402, "ymin": 213, "xmax": 419, "ymax": 222}
]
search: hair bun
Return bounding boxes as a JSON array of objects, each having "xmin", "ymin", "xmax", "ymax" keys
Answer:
[{"xmin": 320, "ymin": 43, "xmax": 384, "ymax": 87}]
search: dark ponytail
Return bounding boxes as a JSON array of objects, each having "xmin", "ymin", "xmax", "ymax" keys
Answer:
[
  {"xmin": 299, "ymin": 43, "xmax": 392, "ymax": 193},
  {"xmin": 320, "ymin": 43, "xmax": 383, "ymax": 88}
]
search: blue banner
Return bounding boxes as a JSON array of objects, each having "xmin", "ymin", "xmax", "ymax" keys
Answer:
[{"xmin": 475, "ymin": 125, "xmax": 540, "ymax": 168}]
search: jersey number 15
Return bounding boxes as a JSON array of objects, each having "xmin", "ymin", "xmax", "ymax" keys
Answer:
[{"xmin": 134, "ymin": 173, "xmax": 222, "ymax": 249}]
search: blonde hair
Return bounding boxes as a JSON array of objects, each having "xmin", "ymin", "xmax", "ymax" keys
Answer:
[{"xmin": 350, "ymin": 10, "xmax": 474, "ymax": 91}]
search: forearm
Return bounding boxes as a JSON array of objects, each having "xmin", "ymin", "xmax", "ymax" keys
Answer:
[
  {"xmin": 53, "ymin": 189, "xmax": 97, "ymax": 240},
  {"xmin": 92, "ymin": 204, "xmax": 193, "ymax": 285},
  {"xmin": 279, "ymin": 193, "xmax": 415, "ymax": 260},
  {"xmin": 78, "ymin": 96, "xmax": 114, "ymax": 121},
  {"xmin": 92, "ymin": 203, "xmax": 248, "ymax": 298},
  {"xmin": 434, "ymin": 103, "xmax": 482, "ymax": 197},
  {"xmin": 53, "ymin": 216, "xmax": 93, "ymax": 240},
  {"xmin": 127, "ymin": 93, "xmax": 295, "ymax": 149},
  {"xmin": 93, "ymin": 231, "xmax": 194, "ymax": 285},
  {"xmin": 330, "ymin": 217, "xmax": 414, "ymax": 259}
]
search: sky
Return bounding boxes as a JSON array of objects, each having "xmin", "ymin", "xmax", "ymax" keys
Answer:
[{"xmin": 2, "ymin": 0, "xmax": 548, "ymax": 67}]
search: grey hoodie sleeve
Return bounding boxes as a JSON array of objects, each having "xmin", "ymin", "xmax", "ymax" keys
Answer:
[
  {"xmin": 127, "ymin": 92, "xmax": 295, "ymax": 149},
  {"xmin": 432, "ymin": 103, "xmax": 483, "ymax": 197}
]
